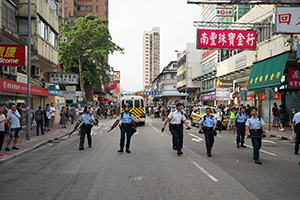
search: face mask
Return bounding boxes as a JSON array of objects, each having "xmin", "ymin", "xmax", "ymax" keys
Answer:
[{"xmin": 292, "ymin": 111, "xmax": 296, "ymax": 114}]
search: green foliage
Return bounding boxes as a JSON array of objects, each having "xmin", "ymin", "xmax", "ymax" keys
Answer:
[{"xmin": 59, "ymin": 14, "xmax": 123, "ymax": 88}]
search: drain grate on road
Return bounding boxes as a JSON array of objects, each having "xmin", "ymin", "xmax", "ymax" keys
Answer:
[{"xmin": 128, "ymin": 176, "xmax": 143, "ymax": 181}]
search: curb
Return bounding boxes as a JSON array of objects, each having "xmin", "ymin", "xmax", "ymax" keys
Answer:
[
  {"xmin": 268, "ymin": 133, "xmax": 291, "ymax": 141},
  {"xmin": 0, "ymin": 131, "xmax": 72, "ymax": 165}
]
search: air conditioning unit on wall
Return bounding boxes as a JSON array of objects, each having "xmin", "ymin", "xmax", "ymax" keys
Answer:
[
  {"xmin": 32, "ymin": 66, "xmax": 41, "ymax": 77},
  {"xmin": 18, "ymin": 66, "xmax": 27, "ymax": 74},
  {"xmin": 10, "ymin": 66, "xmax": 18, "ymax": 76},
  {"xmin": 0, "ymin": 66, "xmax": 10, "ymax": 74}
]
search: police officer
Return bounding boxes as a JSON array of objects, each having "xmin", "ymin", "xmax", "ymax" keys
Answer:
[
  {"xmin": 169, "ymin": 100, "xmax": 187, "ymax": 150},
  {"xmin": 76, "ymin": 106, "xmax": 95, "ymax": 150},
  {"xmin": 111, "ymin": 104, "xmax": 136, "ymax": 153},
  {"xmin": 245, "ymin": 107, "xmax": 266, "ymax": 164},
  {"xmin": 199, "ymin": 108, "xmax": 217, "ymax": 157},
  {"xmin": 162, "ymin": 103, "xmax": 191, "ymax": 156},
  {"xmin": 232, "ymin": 106, "xmax": 248, "ymax": 148},
  {"xmin": 292, "ymin": 106, "xmax": 300, "ymax": 155}
]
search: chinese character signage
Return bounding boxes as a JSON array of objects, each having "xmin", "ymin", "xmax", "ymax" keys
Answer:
[
  {"xmin": 188, "ymin": 0, "xmax": 300, "ymax": 4},
  {"xmin": 50, "ymin": 74, "xmax": 78, "ymax": 84},
  {"xmin": 0, "ymin": 45, "xmax": 26, "ymax": 66},
  {"xmin": 104, "ymin": 81, "xmax": 118, "ymax": 90},
  {"xmin": 216, "ymin": 9, "xmax": 233, "ymax": 17},
  {"xmin": 215, "ymin": 80, "xmax": 233, "ymax": 88},
  {"xmin": 288, "ymin": 68, "xmax": 300, "ymax": 89},
  {"xmin": 143, "ymin": 91, "xmax": 162, "ymax": 95},
  {"xmin": 197, "ymin": 29, "xmax": 257, "ymax": 50},
  {"xmin": 216, "ymin": 88, "xmax": 230, "ymax": 101},
  {"xmin": 276, "ymin": 7, "xmax": 300, "ymax": 33},
  {"xmin": 200, "ymin": 94, "xmax": 216, "ymax": 101}
]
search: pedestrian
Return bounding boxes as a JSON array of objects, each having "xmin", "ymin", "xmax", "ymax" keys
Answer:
[
  {"xmin": 217, "ymin": 106, "xmax": 223, "ymax": 132},
  {"xmin": 103, "ymin": 106, "xmax": 108, "ymax": 119},
  {"xmin": 66, "ymin": 105, "xmax": 70, "ymax": 123},
  {"xmin": 272, "ymin": 103, "xmax": 279, "ymax": 127},
  {"xmin": 232, "ymin": 106, "xmax": 248, "ymax": 148},
  {"xmin": 111, "ymin": 103, "xmax": 136, "ymax": 153},
  {"xmin": 76, "ymin": 106, "xmax": 95, "ymax": 150},
  {"xmin": 50, "ymin": 103, "xmax": 56, "ymax": 127},
  {"xmin": 16, "ymin": 103, "xmax": 24, "ymax": 130},
  {"xmin": 5, "ymin": 104, "xmax": 22, "ymax": 151},
  {"xmin": 245, "ymin": 107, "xmax": 266, "ymax": 164},
  {"xmin": 228, "ymin": 107, "xmax": 236, "ymax": 132},
  {"xmin": 69, "ymin": 105, "xmax": 76, "ymax": 125},
  {"xmin": 246, "ymin": 104, "xmax": 251, "ymax": 117},
  {"xmin": 30, "ymin": 109, "xmax": 34, "ymax": 130},
  {"xmin": 44, "ymin": 104, "xmax": 51, "ymax": 132},
  {"xmin": 35, "ymin": 106, "xmax": 45, "ymax": 136},
  {"xmin": 292, "ymin": 107, "xmax": 300, "ymax": 155},
  {"xmin": 161, "ymin": 106, "xmax": 166, "ymax": 121},
  {"xmin": 278, "ymin": 105, "xmax": 286, "ymax": 131},
  {"xmin": 198, "ymin": 108, "xmax": 217, "ymax": 157},
  {"xmin": 0, "ymin": 104, "xmax": 10, "ymax": 157},
  {"xmin": 59, "ymin": 106, "xmax": 67, "ymax": 128},
  {"xmin": 162, "ymin": 103, "xmax": 191, "ymax": 156}
]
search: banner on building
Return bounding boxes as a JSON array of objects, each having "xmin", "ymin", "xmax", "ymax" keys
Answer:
[
  {"xmin": 200, "ymin": 94, "xmax": 216, "ymax": 101},
  {"xmin": 0, "ymin": 45, "xmax": 26, "ymax": 66},
  {"xmin": 215, "ymin": 80, "xmax": 233, "ymax": 88},
  {"xmin": 50, "ymin": 74, "xmax": 78, "ymax": 84},
  {"xmin": 188, "ymin": 1, "xmax": 300, "ymax": 4},
  {"xmin": 216, "ymin": 88, "xmax": 230, "ymax": 101},
  {"xmin": 276, "ymin": 7, "xmax": 300, "ymax": 33},
  {"xmin": 63, "ymin": 91, "xmax": 76, "ymax": 100},
  {"xmin": 197, "ymin": 29, "xmax": 257, "ymax": 50},
  {"xmin": 288, "ymin": 68, "xmax": 300, "ymax": 89},
  {"xmin": 104, "ymin": 81, "xmax": 118, "ymax": 89},
  {"xmin": 143, "ymin": 91, "xmax": 162, "ymax": 95}
]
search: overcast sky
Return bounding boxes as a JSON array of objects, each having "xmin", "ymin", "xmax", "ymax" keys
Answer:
[{"xmin": 109, "ymin": 0, "xmax": 202, "ymax": 92}]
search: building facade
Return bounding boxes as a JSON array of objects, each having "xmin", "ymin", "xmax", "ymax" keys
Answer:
[{"xmin": 143, "ymin": 27, "xmax": 160, "ymax": 90}]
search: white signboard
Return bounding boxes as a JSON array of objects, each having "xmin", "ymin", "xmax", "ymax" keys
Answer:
[
  {"xmin": 216, "ymin": 9, "xmax": 233, "ymax": 17},
  {"xmin": 63, "ymin": 91, "xmax": 76, "ymax": 100},
  {"xmin": 235, "ymin": 56, "xmax": 246, "ymax": 69},
  {"xmin": 216, "ymin": 4, "xmax": 233, "ymax": 9},
  {"xmin": 276, "ymin": 7, "xmax": 300, "ymax": 33},
  {"xmin": 216, "ymin": 88, "xmax": 230, "ymax": 101},
  {"xmin": 50, "ymin": 74, "xmax": 78, "ymax": 84}
]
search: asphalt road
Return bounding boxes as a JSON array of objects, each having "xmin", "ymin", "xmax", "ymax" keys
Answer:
[{"xmin": 0, "ymin": 117, "xmax": 299, "ymax": 200}]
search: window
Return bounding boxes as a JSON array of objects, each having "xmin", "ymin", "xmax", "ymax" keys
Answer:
[
  {"xmin": 44, "ymin": 24, "xmax": 48, "ymax": 40},
  {"xmin": 96, "ymin": 6, "xmax": 98, "ymax": 12},
  {"xmin": 59, "ymin": 7, "xmax": 62, "ymax": 13},
  {"xmin": 17, "ymin": 19, "xmax": 28, "ymax": 35},
  {"xmin": 78, "ymin": 6, "xmax": 84, "ymax": 11},
  {"xmin": 141, "ymin": 99, "xmax": 144, "ymax": 108},
  {"xmin": 86, "ymin": 6, "xmax": 92, "ymax": 11},
  {"xmin": 39, "ymin": 20, "xmax": 45, "ymax": 39},
  {"xmin": 65, "ymin": 0, "xmax": 67, "ymax": 2},
  {"xmin": 134, "ymin": 100, "xmax": 140, "ymax": 108},
  {"xmin": 50, "ymin": 29, "xmax": 58, "ymax": 49},
  {"xmin": 65, "ymin": 8, "xmax": 67, "ymax": 14}
]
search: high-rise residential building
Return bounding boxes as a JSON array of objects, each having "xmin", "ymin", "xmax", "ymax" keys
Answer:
[
  {"xmin": 143, "ymin": 27, "xmax": 160, "ymax": 90},
  {"xmin": 58, "ymin": 0, "xmax": 108, "ymax": 20}
]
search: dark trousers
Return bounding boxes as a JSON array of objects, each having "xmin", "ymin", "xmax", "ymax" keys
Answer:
[
  {"xmin": 36, "ymin": 120, "xmax": 44, "ymax": 135},
  {"xmin": 204, "ymin": 130, "xmax": 214, "ymax": 153},
  {"xmin": 169, "ymin": 124, "xmax": 176, "ymax": 148},
  {"xmin": 294, "ymin": 130, "xmax": 300, "ymax": 153},
  {"xmin": 236, "ymin": 123, "xmax": 246, "ymax": 145},
  {"xmin": 172, "ymin": 125, "xmax": 183, "ymax": 151},
  {"xmin": 79, "ymin": 125, "xmax": 92, "ymax": 148},
  {"xmin": 120, "ymin": 125, "xmax": 132, "ymax": 150},
  {"xmin": 71, "ymin": 114, "xmax": 76, "ymax": 125},
  {"xmin": 0, "ymin": 131, "xmax": 5, "ymax": 151},
  {"xmin": 251, "ymin": 131, "xmax": 262, "ymax": 159},
  {"xmin": 217, "ymin": 120, "xmax": 222, "ymax": 132}
]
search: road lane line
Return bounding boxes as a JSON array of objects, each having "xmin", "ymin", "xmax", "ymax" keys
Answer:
[
  {"xmin": 244, "ymin": 144, "xmax": 277, "ymax": 157},
  {"xmin": 262, "ymin": 140, "xmax": 276, "ymax": 144},
  {"xmin": 153, "ymin": 127, "xmax": 159, "ymax": 133},
  {"xmin": 188, "ymin": 157, "xmax": 218, "ymax": 182},
  {"xmin": 188, "ymin": 134, "xmax": 204, "ymax": 141},
  {"xmin": 192, "ymin": 138, "xmax": 201, "ymax": 142}
]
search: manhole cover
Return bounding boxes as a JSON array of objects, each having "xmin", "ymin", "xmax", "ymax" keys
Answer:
[{"xmin": 128, "ymin": 176, "xmax": 142, "ymax": 181}]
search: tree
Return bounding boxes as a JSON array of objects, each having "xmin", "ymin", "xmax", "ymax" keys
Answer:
[{"xmin": 59, "ymin": 14, "xmax": 123, "ymax": 102}]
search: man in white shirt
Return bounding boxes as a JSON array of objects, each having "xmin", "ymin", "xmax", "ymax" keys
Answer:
[
  {"xmin": 0, "ymin": 104, "xmax": 9, "ymax": 157},
  {"xmin": 50, "ymin": 103, "xmax": 56, "ymax": 127},
  {"xmin": 5, "ymin": 104, "xmax": 22, "ymax": 151}
]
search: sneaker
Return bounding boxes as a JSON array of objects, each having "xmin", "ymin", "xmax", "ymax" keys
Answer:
[
  {"xmin": 282, "ymin": 128, "xmax": 284, "ymax": 131},
  {"xmin": 279, "ymin": 129, "xmax": 283, "ymax": 132},
  {"xmin": 5, "ymin": 147, "xmax": 10, "ymax": 151},
  {"xmin": 0, "ymin": 153, "xmax": 7, "ymax": 157},
  {"xmin": 12, "ymin": 146, "xmax": 19, "ymax": 150}
]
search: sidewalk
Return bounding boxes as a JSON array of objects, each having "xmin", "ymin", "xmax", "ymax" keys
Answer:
[
  {"xmin": 0, "ymin": 122, "xmax": 74, "ymax": 163},
  {"xmin": 265, "ymin": 124, "xmax": 294, "ymax": 140}
]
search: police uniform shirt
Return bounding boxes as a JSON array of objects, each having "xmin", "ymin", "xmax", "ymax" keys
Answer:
[
  {"xmin": 7, "ymin": 110, "xmax": 21, "ymax": 129},
  {"xmin": 245, "ymin": 116, "xmax": 265, "ymax": 129},
  {"xmin": 79, "ymin": 113, "xmax": 94, "ymax": 125},
  {"xmin": 118, "ymin": 112, "xmax": 134, "ymax": 124},
  {"xmin": 168, "ymin": 110, "xmax": 186, "ymax": 125},
  {"xmin": 293, "ymin": 112, "xmax": 300, "ymax": 124},
  {"xmin": 235, "ymin": 112, "xmax": 248, "ymax": 123},
  {"xmin": 199, "ymin": 115, "xmax": 217, "ymax": 127},
  {"xmin": 171, "ymin": 108, "xmax": 186, "ymax": 114}
]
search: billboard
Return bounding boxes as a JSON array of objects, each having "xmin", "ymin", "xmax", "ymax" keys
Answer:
[
  {"xmin": 288, "ymin": 68, "xmax": 300, "ymax": 89},
  {"xmin": 197, "ymin": 29, "xmax": 257, "ymax": 50},
  {"xmin": 50, "ymin": 74, "xmax": 78, "ymax": 84},
  {"xmin": 104, "ymin": 81, "xmax": 118, "ymax": 89},
  {"xmin": 276, "ymin": 7, "xmax": 300, "ymax": 33},
  {"xmin": 0, "ymin": 45, "xmax": 26, "ymax": 66},
  {"xmin": 216, "ymin": 88, "xmax": 231, "ymax": 101},
  {"xmin": 188, "ymin": 0, "xmax": 300, "ymax": 4},
  {"xmin": 215, "ymin": 80, "xmax": 233, "ymax": 88}
]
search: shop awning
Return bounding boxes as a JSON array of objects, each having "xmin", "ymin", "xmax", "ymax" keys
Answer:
[{"xmin": 247, "ymin": 52, "xmax": 289, "ymax": 91}]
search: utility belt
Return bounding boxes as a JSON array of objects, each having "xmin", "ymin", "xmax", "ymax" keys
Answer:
[
  {"xmin": 82, "ymin": 124, "xmax": 92, "ymax": 129},
  {"xmin": 237, "ymin": 122, "xmax": 246, "ymax": 125},
  {"xmin": 122, "ymin": 123, "xmax": 132, "ymax": 127},
  {"xmin": 250, "ymin": 129, "xmax": 262, "ymax": 134},
  {"xmin": 202, "ymin": 126, "xmax": 213, "ymax": 132},
  {"xmin": 170, "ymin": 123, "xmax": 183, "ymax": 128},
  {"xmin": 295, "ymin": 123, "xmax": 300, "ymax": 131}
]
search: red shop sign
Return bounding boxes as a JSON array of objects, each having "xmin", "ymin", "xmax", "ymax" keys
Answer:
[
  {"xmin": 237, "ymin": 96, "xmax": 253, "ymax": 101},
  {"xmin": 274, "ymin": 93, "xmax": 282, "ymax": 99},
  {"xmin": 288, "ymin": 68, "xmax": 300, "ymax": 89},
  {"xmin": 197, "ymin": 29, "xmax": 257, "ymax": 50},
  {"xmin": 0, "ymin": 78, "xmax": 48, "ymax": 96},
  {"xmin": 260, "ymin": 94, "xmax": 266, "ymax": 100},
  {"xmin": 0, "ymin": 45, "xmax": 26, "ymax": 66}
]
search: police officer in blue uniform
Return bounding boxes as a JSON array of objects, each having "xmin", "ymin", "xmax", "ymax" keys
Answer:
[
  {"xmin": 292, "ymin": 107, "xmax": 300, "ymax": 155},
  {"xmin": 76, "ymin": 106, "xmax": 95, "ymax": 150},
  {"xmin": 232, "ymin": 106, "xmax": 248, "ymax": 148},
  {"xmin": 199, "ymin": 108, "xmax": 217, "ymax": 157},
  {"xmin": 169, "ymin": 100, "xmax": 187, "ymax": 150},
  {"xmin": 245, "ymin": 107, "xmax": 266, "ymax": 164},
  {"xmin": 162, "ymin": 103, "xmax": 191, "ymax": 156},
  {"xmin": 111, "ymin": 104, "xmax": 136, "ymax": 153}
]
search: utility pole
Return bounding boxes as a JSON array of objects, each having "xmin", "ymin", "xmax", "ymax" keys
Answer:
[{"xmin": 26, "ymin": 0, "xmax": 32, "ymax": 140}]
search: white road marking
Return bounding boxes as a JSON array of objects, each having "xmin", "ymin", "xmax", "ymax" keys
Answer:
[
  {"xmin": 243, "ymin": 144, "xmax": 277, "ymax": 157},
  {"xmin": 153, "ymin": 127, "xmax": 159, "ymax": 133},
  {"xmin": 262, "ymin": 140, "xmax": 276, "ymax": 144},
  {"xmin": 149, "ymin": 124, "xmax": 153, "ymax": 127},
  {"xmin": 188, "ymin": 134, "xmax": 204, "ymax": 141},
  {"xmin": 188, "ymin": 157, "xmax": 218, "ymax": 182},
  {"xmin": 192, "ymin": 138, "xmax": 201, "ymax": 142},
  {"xmin": 104, "ymin": 127, "xmax": 108, "ymax": 130}
]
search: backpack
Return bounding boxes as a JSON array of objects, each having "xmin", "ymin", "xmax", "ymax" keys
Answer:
[{"xmin": 35, "ymin": 110, "xmax": 42, "ymax": 121}]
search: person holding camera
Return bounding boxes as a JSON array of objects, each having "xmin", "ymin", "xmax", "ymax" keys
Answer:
[{"xmin": 199, "ymin": 108, "xmax": 217, "ymax": 157}]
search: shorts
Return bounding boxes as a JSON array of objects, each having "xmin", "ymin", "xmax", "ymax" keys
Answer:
[
  {"xmin": 51, "ymin": 116, "xmax": 55, "ymax": 120},
  {"xmin": 273, "ymin": 115, "xmax": 279, "ymax": 122},
  {"xmin": 45, "ymin": 119, "xmax": 51, "ymax": 127},
  {"xmin": 10, "ymin": 128, "xmax": 21, "ymax": 138},
  {"xmin": 229, "ymin": 118, "xmax": 235, "ymax": 126}
]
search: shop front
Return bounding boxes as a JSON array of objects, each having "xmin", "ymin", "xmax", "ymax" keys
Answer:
[{"xmin": 199, "ymin": 93, "xmax": 215, "ymax": 106}]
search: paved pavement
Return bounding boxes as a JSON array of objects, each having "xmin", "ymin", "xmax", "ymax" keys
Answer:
[{"xmin": 0, "ymin": 118, "xmax": 299, "ymax": 200}]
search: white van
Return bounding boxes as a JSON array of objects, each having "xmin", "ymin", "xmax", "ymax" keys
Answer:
[{"xmin": 120, "ymin": 96, "xmax": 146, "ymax": 125}]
